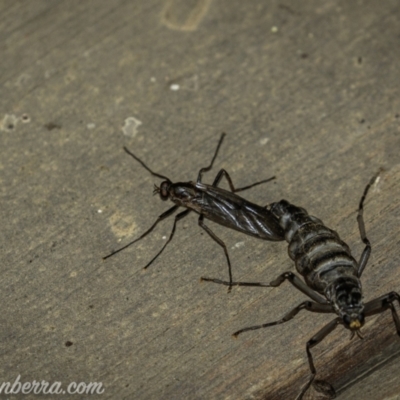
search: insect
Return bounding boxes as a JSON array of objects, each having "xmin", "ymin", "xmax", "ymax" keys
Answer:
[
  {"xmin": 103, "ymin": 133, "xmax": 285, "ymax": 290},
  {"xmin": 202, "ymin": 172, "xmax": 400, "ymax": 399}
]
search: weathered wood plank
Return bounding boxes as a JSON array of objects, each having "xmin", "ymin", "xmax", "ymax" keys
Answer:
[{"xmin": 0, "ymin": 1, "xmax": 399, "ymax": 399}]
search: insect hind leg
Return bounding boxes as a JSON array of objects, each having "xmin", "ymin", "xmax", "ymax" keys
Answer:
[
  {"xmin": 197, "ymin": 133, "xmax": 226, "ymax": 183},
  {"xmin": 212, "ymin": 168, "xmax": 275, "ymax": 193}
]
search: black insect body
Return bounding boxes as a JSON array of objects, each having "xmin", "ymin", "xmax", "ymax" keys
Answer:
[
  {"xmin": 103, "ymin": 134, "xmax": 285, "ymax": 290},
  {"xmin": 202, "ymin": 173, "xmax": 400, "ymax": 399}
]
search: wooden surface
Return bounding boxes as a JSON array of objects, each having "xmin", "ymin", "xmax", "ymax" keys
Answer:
[{"xmin": 1, "ymin": 1, "xmax": 400, "ymax": 399}]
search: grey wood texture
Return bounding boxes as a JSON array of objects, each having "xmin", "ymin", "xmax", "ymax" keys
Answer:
[{"xmin": 1, "ymin": 1, "xmax": 400, "ymax": 399}]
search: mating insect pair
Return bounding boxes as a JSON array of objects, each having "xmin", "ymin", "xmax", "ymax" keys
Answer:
[{"xmin": 104, "ymin": 135, "xmax": 400, "ymax": 399}]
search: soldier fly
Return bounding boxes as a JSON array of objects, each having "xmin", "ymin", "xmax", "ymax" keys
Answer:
[
  {"xmin": 103, "ymin": 134, "xmax": 284, "ymax": 290},
  {"xmin": 202, "ymin": 172, "xmax": 400, "ymax": 399}
]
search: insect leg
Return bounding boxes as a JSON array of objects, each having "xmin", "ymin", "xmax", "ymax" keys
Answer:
[
  {"xmin": 198, "ymin": 214, "xmax": 233, "ymax": 292},
  {"xmin": 197, "ymin": 133, "xmax": 226, "ymax": 183},
  {"xmin": 211, "ymin": 168, "xmax": 275, "ymax": 193},
  {"xmin": 268, "ymin": 272, "xmax": 329, "ymax": 304},
  {"xmin": 233, "ymin": 301, "xmax": 334, "ymax": 337},
  {"xmin": 103, "ymin": 205, "xmax": 180, "ymax": 260},
  {"xmin": 296, "ymin": 318, "xmax": 340, "ymax": 400},
  {"xmin": 357, "ymin": 171, "xmax": 381, "ymax": 277},
  {"xmin": 201, "ymin": 272, "xmax": 329, "ymax": 304},
  {"xmin": 364, "ymin": 291, "xmax": 400, "ymax": 335},
  {"xmin": 143, "ymin": 209, "xmax": 192, "ymax": 269}
]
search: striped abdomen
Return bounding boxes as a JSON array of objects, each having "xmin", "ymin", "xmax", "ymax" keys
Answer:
[{"xmin": 270, "ymin": 200, "xmax": 359, "ymax": 294}]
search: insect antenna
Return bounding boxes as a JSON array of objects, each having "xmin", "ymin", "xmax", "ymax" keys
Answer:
[
  {"xmin": 123, "ymin": 146, "xmax": 171, "ymax": 182},
  {"xmin": 349, "ymin": 330, "xmax": 364, "ymax": 340},
  {"xmin": 153, "ymin": 184, "xmax": 160, "ymax": 195}
]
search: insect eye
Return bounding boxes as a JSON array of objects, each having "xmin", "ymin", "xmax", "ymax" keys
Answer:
[
  {"xmin": 337, "ymin": 294, "xmax": 346, "ymax": 304},
  {"xmin": 160, "ymin": 181, "xmax": 170, "ymax": 200},
  {"xmin": 351, "ymin": 293, "xmax": 361, "ymax": 304},
  {"xmin": 343, "ymin": 315, "xmax": 351, "ymax": 327}
]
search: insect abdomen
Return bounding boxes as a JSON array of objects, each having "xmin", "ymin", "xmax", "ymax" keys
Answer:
[{"xmin": 271, "ymin": 200, "xmax": 358, "ymax": 293}]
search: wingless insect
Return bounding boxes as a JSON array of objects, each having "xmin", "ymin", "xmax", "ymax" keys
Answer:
[
  {"xmin": 202, "ymin": 172, "xmax": 400, "ymax": 399},
  {"xmin": 103, "ymin": 134, "xmax": 284, "ymax": 290}
]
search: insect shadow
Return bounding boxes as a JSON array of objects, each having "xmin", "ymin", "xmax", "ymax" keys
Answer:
[
  {"xmin": 202, "ymin": 171, "xmax": 400, "ymax": 398},
  {"xmin": 103, "ymin": 133, "xmax": 285, "ymax": 290}
]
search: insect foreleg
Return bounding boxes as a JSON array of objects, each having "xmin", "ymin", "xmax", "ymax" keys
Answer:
[
  {"xmin": 297, "ymin": 318, "xmax": 340, "ymax": 400},
  {"xmin": 364, "ymin": 292, "xmax": 400, "ymax": 335}
]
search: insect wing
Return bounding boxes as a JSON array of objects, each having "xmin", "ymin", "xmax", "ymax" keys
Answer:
[{"xmin": 195, "ymin": 183, "xmax": 284, "ymax": 241}]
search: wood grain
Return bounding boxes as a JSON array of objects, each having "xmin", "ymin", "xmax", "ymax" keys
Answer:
[{"xmin": 1, "ymin": 1, "xmax": 400, "ymax": 399}]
